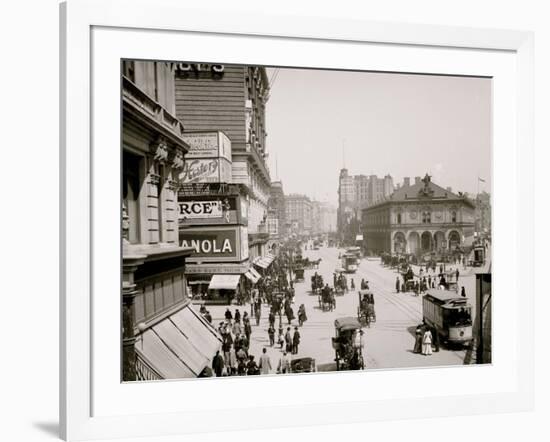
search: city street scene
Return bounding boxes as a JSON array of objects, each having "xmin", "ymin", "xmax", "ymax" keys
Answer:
[{"xmin": 121, "ymin": 61, "xmax": 492, "ymax": 382}]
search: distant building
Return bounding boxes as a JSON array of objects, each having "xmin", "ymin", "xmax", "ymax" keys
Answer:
[
  {"xmin": 338, "ymin": 168, "xmax": 394, "ymax": 244},
  {"xmin": 362, "ymin": 174, "xmax": 476, "ymax": 255},
  {"xmin": 285, "ymin": 194, "xmax": 313, "ymax": 235},
  {"xmin": 268, "ymin": 180, "xmax": 286, "ymax": 237},
  {"xmin": 475, "ymin": 191, "xmax": 491, "ymax": 236},
  {"xmin": 318, "ymin": 201, "xmax": 337, "ymax": 233}
]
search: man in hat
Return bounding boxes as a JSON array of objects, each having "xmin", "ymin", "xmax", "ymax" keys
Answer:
[
  {"xmin": 292, "ymin": 326, "xmax": 301, "ymax": 355},
  {"xmin": 212, "ymin": 350, "xmax": 225, "ymax": 377}
]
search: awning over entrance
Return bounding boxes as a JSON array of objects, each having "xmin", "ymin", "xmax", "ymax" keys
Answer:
[
  {"xmin": 244, "ymin": 270, "xmax": 260, "ymax": 283},
  {"xmin": 208, "ymin": 274, "xmax": 241, "ymax": 290},
  {"xmin": 253, "ymin": 254, "xmax": 275, "ymax": 269},
  {"xmin": 137, "ymin": 305, "xmax": 222, "ymax": 379},
  {"xmin": 249, "ymin": 267, "xmax": 261, "ymax": 280}
]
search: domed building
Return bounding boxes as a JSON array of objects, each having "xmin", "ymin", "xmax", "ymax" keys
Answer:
[{"xmin": 361, "ymin": 174, "xmax": 476, "ymax": 256}]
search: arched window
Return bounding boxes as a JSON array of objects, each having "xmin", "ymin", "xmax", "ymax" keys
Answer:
[
  {"xmin": 397, "ymin": 213, "xmax": 402, "ymax": 224},
  {"xmin": 451, "ymin": 210, "xmax": 457, "ymax": 223},
  {"xmin": 422, "ymin": 211, "xmax": 431, "ymax": 224}
]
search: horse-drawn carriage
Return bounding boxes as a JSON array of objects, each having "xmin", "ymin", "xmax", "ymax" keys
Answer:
[
  {"xmin": 294, "ymin": 266, "xmax": 305, "ymax": 282},
  {"xmin": 357, "ymin": 290, "xmax": 376, "ymax": 327},
  {"xmin": 333, "ymin": 269, "xmax": 348, "ymax": 295},
  {"xmin": 311, "ymin": 273, "xmax": 324, "ymax": 294},
  {"xmin": 332, "ymin": 317, "xmax": 365, "ymax": 370},
  {"xmin": 319, "ymin": 286, "xmax": 336, "ymax": 312}
]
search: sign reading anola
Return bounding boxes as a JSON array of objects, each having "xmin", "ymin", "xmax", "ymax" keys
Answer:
[
  {"xmin": 179, "ymin": 200, "xmax": 223, "ymax": 220},
  {"xmin": 180, "ymin": 228, "xmax": 239, "ymax": 261}
]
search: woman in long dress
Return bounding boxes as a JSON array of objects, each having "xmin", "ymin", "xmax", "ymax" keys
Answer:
[
  {"xmin": 413, "ymin": 324, "xmax": 424, "ymax": 353},
  {"xmin": 422, "ymin": 329, "xmax": 433, "ymax": 355}
]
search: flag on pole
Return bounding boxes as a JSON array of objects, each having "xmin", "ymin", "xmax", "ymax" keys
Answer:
[{"xmin": 478, "ymin": 177, "xmax": 486, "ymax": 183}]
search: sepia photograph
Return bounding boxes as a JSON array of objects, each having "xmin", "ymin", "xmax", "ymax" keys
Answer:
[{"xmin": 121, "ymin": 60, "xmax": 492, "ymax": 382}]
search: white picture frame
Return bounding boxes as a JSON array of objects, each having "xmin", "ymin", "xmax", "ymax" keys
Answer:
[{"xmin": 60, "ymin": 0, "xmax": 534, "ymax": 440}]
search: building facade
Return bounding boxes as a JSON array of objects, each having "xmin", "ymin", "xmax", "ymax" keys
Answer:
[
  {"xmin": 475, "ymin": 191, "xmax": 491, "ymax": 237},
  {"xmin": 362, "ymin": 174, "xmax": 476, "ymax": 256},
  {"xmin": 174, "ymin": 64, "xmax": 272, "ymax": 261},
  {"xmin": 174, "ymin": 63, "xmax": 274, "ymax": 284},
  {"xmin": 122, "ymin": 61, "xmax": 221, "ymax": 381},
  {"xmin": 268, "ymin": 180, "xmax": 286, "ymax": 237},
  {"xmin": 318, "ymin": 202, "xmax": 337, "ymax": 233},
  {"xmin": 285, "ymin": 194, "xmax": 313, "ymax": 236}
]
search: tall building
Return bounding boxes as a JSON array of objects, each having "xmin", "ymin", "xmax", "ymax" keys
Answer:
[
  {"xmin": 174, "ymin": 64, "xmax": 273, "ymax": 268},
  {"xmin": 338, "ymin": 168, "xmax": 394, "ymax": 244},
  {"xmin": 361, "ymin": 174, "xmax": 476, "ymax": 255},
  {"xmin": 475, "ymin": 191, "xmax": 491, "ymax": 236},
  {"xmin": 337, "ymin": 168, "xmax": 356, "ymax": 241},
  {"xmin": 122, "ymin": 61, "xmax": 221, "ymax": 381},
  {"xmin": 285, "ymin": 194, "xmax": 313, "ymax": 236},
  {"xmin": 318, "ymin": 201, "xmax": 337, "ymax": 233},
  {"xmin": 268, "ymin": 180, "xmax": 286, "ymax": 237}
]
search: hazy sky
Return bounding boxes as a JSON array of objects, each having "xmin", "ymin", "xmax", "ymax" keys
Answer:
[{"xmin": 264, "ymin": 68, "xmax": 492, "ymax": 206}]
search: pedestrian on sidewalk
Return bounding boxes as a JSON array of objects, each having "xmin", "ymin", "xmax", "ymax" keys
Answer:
[
  {"xmin": 351, "ymin": 278, "xmax": 355, "ymax": 291},
  {"xmin": 232, "ymin": 318, "xmax": 242, "ymax": 337},
  {"xmin": 422, "ymin": 328, "xmax": 433, "ymax": 356},
  {"xmin": 285, "ymin": 327, "xmax": 293, "ymax": 353},
  {"xmin": 292, "ymin": 327, "xmax": 301, "ymax": 355},
  {"xmin": 461, "ymin": 286, "xmax": 466, "ymax": 298},
  {"xmin": 456, "ymin": 268, "xmax": 460, "ymax": 280},
  {"xmin": 268, "ymin": 309, "xmax": 275, "ymax": 328},
  {"xmin": 234, "ymin": 308, "xmax": 241, "ymax": 323},
  {"xmin": 268, "ymin": 324, "xmax": 275, "ymax": 346},
  {"xmin": 204, "ymin": 310, "xmax": 212, "ymax": 324},
  {"xmin": 212, "ymin": 350, "xmax": 225, "ymax": 377},
  {"xmin": 224, "ymin": 308, "xmax": 233, "ymax": 325},
  {"xmin": 259, "ymin": 348, "xmax": 272, "ymax": 375},
  {"xmin": 396, "ymin": 276, "xmax": 400, "ymax": 293},
  {"xmin": 413, "ymin": 322, "xmax": 424, "ymax": 353},
  {"xmin": 244, "ymin": 316, "xmax": 252, "ymax": 342},
  {"xmin": 277, "ymin": 325, "xmax": 284, "ymax": 349},
  {"xmin": 277, "ymin": 351, "xmax": 291, "ymax": 374},
  {"xmin": 246, "ymin": 355, "xmax": 259, "ymax": 375},
  {"xmin": 228, "ymin": 347, "xmax": 237, "ymax": 375}
]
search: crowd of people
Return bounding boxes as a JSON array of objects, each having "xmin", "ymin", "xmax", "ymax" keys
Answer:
[
  {"xmin": 206, "ymin": 248, "xmax": 311, "ymax": 377},
  {"xmin": 395, "ymin": 265, "xmax": 467, "ymax": 298}
]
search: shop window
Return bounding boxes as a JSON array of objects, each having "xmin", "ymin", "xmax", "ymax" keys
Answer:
[{"xmin": 123, "ymin": 151, "xmax": 141, "ymax": 244}]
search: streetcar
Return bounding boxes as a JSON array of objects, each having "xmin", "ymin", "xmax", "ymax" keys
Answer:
[
  {"xmin": 346, "ymin": 246, "xmax": 362, "ymax": 259},
  {"xmin": 422, "ymin": 289, "xmax": 473, "ymax": 346},
  {"xmin": 341, "ymin": 252, "xmax": 358, "ymax": 273}
]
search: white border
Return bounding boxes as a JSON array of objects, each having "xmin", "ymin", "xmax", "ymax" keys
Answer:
[{"xmin": 60, "ymin": 0, "xmax": 534, "ymax": 440}]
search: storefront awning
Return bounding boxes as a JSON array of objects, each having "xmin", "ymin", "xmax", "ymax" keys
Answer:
[
  {"xmin": 137, "ymin": 305, "xmax": 222, "ymax": 379},
  {"xmin": 208, "ymin": 274, "xmax": 241, "ymax": 290},
  {"xmin": 244, "ymin": 270, "xmax": 260, "ymax": 284},
  {"xmin": 249, "ymin": 267, "xmax": 261, "ymax": 280},
  {"xmin": 253, "ymin": 254, "xmax": 275, "ymax": 269}
]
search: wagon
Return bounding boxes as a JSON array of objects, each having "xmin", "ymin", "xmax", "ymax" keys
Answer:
[{"xmin": 332, "ymin": 317, "xmax": 365, "ymax": 370}]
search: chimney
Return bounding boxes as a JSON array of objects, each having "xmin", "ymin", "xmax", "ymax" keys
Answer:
[
  {"xmin": 446, "ymin": 186, "xmax": 452, "ymax": 193},
  {"xmin": 415, "ymin": 176, "xmax": 421, "ymax": 185},
  {"xmin": 403, "ymin": 177, "xmax": 410, "ymax": 187}
]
